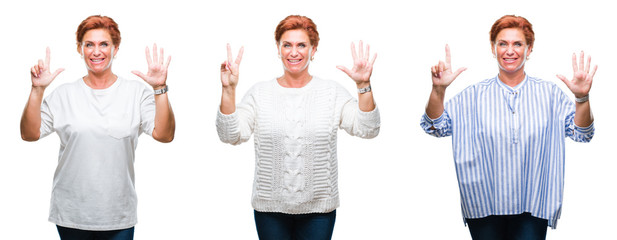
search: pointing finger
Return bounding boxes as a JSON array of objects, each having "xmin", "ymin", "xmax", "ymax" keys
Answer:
[
  {"xmin": 445, "ymin": 44, "xmax": 452, "ymax": 67},
  {"xmin": 145, "ymin": 46, "xmax": 152, "ymax": 66},
  {"xmin": 45, "ymin": 47, "xmax": 51, "ymax": 67},
  {"xmin": 226, "ymin": 43, "xmax": 233, "ymax": 65}
]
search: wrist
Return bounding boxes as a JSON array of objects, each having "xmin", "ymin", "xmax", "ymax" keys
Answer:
[
  {"xmin": 356, "ymin": 81, "xmax": 370, "ymax": 89},
  {"xmin": 575, "ymin": 94, "xmax": 589, "ymax": 103},
  {"xmin": 153, "ymin": 84, "xmax": 167, "ymax": 90},
  {"xmin": 153, "ymin": 85, "xmax": 168, "ymax": 95}
]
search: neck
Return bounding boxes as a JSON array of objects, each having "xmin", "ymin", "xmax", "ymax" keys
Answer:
[
  {"xmin": 84, "ymin": 70, "xmax": 117, "ymax": 89},
  {"xmin": 278, "ymin": 71, "xmax": 312, "ymax": 88},
  {"xmin": 498, "ymin": 69, "xmax": 526, "ymax": 87}
]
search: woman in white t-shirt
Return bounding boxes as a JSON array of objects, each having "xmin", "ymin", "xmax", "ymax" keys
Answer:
[{"xmin": 20, "ymin": 15, "xmax": 175, "ymax": 240}]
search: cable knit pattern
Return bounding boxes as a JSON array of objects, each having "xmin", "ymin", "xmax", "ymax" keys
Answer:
[{"xmin": 216, "ymin": 77, "xmax": 380, "ymax": 214}]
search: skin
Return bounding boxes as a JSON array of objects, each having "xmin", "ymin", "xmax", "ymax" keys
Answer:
[
  {"xmin": 220, "ymin": 29, "xmax": 377, "ymax": 114},
  {"xmin": 21, "ymin": 28, "xmax": 175, "ymax": 142},
  {"xmin": 425, "ymin": 27, "xmax": 596, "ymax": 128}
]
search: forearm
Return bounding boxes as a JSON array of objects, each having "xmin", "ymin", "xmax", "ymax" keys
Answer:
[
  {"xmin": 220, "ymin": 87, "xmax": 236, "ymax": 115},
  {"xmin": 574, "ymin": 100, "xmax": 593, "ymax": 127},
  {"xmin": 356, "ymin": 82, "xmax": 375, "ymax": 112},
  {"xmin": 425, "ymin": 86, "xmax": 446, "ymax": 119},
  {"xmin": 152, "ymin": 93, "xmax": 175, "ymax": 143},
  {"xmin": 20, "ymin": 87, "xmax": 45, "ymax": 141}
]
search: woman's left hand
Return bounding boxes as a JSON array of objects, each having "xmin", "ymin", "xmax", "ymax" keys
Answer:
[
  {"xmin": 557, "ymin": 51, "xmax": 597, "ymax": 98},
  {"xmin": 132, "ymin": 44, "xmax": 171, "ymax": 90},
  {"xmin": 337, "ymin": 41, "xmax": 377, "ymax": 88}
]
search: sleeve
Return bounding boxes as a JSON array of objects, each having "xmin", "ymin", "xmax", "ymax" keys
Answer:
[
  {"xmin": 39, "ymin": 96, "xmax": 55, "ymax": 139},
  {"xmin": 420, "ymin": 110, "xmax": 452, "ymax": 138},
  {"xmin": 338, "ymin": 86, "xmax": 380, "ymax": 139},
  {"xmin": 140, "ymin": 87, "xmax": 156, "ymax": 136},
  {"xmin": 216, "ymin": 86, "xmax": 257, "ymax": 145},
  {"xmin": 563, "ymin": 104, "xmax": 594, "ymax": 143}
]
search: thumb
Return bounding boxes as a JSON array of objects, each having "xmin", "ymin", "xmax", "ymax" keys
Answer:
[
  {"xmin": 452, "ymin": 67, "xmax": 467, "ymax": 79},
  {"xmin": 336, "ymin": 65, "xmax": 352, "ymax": 77},
  {"xmin": 132, "ymin": 70, "xmax": 147, "ymax": 81},
  {"xmin": 556, "ymin": 74, "xmax": 571, "ymax": 88},
  {"xmin": 51, "ymin": 68, "xmax": 65, "ymax": 79}
]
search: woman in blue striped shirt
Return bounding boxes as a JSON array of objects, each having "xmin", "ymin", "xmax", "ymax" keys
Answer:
[{"xmin": 421, "ymin": 15, "xmax": 596, "ymax": 240}]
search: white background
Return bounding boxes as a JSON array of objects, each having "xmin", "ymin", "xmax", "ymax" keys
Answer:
[{"xmin": 1, "ymin": 0, "xmax": 615, "ymax": 239}]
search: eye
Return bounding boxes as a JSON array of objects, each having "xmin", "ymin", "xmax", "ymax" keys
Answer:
[
  {"xmin": 85, "ymin": 43, "xmax": 93, "ymax": 48},
  {"xmin": 514, "ymin": 42, "xmax": 523, "ymax": 47},
  {"xmin": 498, "ymin": 42, "xmax": 507, "ymax": 47},
  {"xmin": 283, "ymin": 43, "xmax": 291, "ymax": 48},
  {"xmin": 298, "ymin": 43, "xmax": 306, "ymax": 48},
  {"xmin": 101, "ymin": 42, "xmax": 109, "ymax": 47}
]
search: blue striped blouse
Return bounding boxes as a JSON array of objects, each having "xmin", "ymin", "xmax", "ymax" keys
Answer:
[{"xmin": 420, "ymin": 75, "xmax": 594, "ymax": 228}]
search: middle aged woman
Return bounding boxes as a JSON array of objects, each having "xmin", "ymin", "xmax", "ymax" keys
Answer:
[
  {"xmin": 216, "ymin": 15, "xmax": 380, "ymax": 240},
  {"xmin": 20, "ymin": 15, "xmax": 175, "ymax": 239},
  {"xmin": 420, "ymin": 15, "xmax": 596, "ymax": 240}
]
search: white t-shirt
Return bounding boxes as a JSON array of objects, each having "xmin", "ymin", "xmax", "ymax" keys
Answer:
[{"xmin": 40, "ymin": 77, "xmax": 155, "ymax": 230}]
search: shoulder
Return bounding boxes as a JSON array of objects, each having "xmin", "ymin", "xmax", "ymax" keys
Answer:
[
  {"xmin": 119, "ymin": 76, "xmax": 151, "ymax": 91},
  {"xmin": 45, "ymin": 78, "xmax": 83, "ymax": 99}
]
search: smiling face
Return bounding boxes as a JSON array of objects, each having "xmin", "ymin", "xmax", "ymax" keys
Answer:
[
  {"xmin": 492, "ymin": 28, "xmax": 532, "ymax": 74},
  {"xmin": 278, "ymin": 29, "xmax": 316, "ymax": 74},
  {"xmin": 78, "ymin": 28, "xmax": 118, "ymax": 73}
]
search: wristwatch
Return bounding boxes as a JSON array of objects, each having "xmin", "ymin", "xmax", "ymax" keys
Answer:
[
  {"xmin": 154, "ymin": 85, "xmax": 168, "ymax": 95},
  {"xmin": 358, "ymin": 85, "xmax": 371, "ymax": 94}
]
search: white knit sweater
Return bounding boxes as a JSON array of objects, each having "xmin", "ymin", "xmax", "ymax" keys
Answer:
[{"xmin": 216, "ymin": 77, "xmax": 380, "ymax": 214}]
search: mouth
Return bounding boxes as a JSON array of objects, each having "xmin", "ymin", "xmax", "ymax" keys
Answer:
[
  {"xmin": 90, "ymin": 58, "xmax": 106, "ymax": 64},
  {"xmin": 287, "ymin": 59, "xmax": 303, "ymax": 65},
  {"xmin": 502, "ymin": 58, "xmax": 518, "ymax": 64}
]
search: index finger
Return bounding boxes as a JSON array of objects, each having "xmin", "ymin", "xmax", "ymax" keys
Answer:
[
  {"xmin": 226, "ymin": 43, "xmax": 233, "ymax": 64},
  {"xmin": 445, "ymin": 44, "xmax": 452, "ymax": 67},
  {"xmin": 45, "ymin": 47, "xmax": 51, "ymax": 66}
]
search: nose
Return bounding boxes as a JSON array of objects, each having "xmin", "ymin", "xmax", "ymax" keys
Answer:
[{"xmin": 290, "ymin": 46, "xmax": 301, "ymax": 56}]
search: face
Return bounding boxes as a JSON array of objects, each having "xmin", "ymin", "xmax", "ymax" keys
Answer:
[
  {"xmin": 78, "ymin": 29, "xmax": 118, "ymax": 73},
  {"xmin": 492, "ymin": 28, "xmax": 532, "ymax": 73},
  {"xmin": 278, "ymin": 29, "xmax": 316, "ymax": 74}
]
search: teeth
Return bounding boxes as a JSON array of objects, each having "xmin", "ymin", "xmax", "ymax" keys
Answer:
[
  {"xmin": 289, "ymin": 59, "xmax": 301, "ymax": 63},
  {"xmin": 91, "ymin": 59, "xmax": 104, "ymax": 62}
]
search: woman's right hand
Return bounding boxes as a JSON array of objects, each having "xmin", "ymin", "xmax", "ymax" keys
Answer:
[
  {"xmin": 30, "ymin": 47, "xmax": 64, "ymax": 90},
  {"xmin": 220, "ymin": 44, "xmax": 244, "ymax": 90},
  {"xmin": 431, "ymin": 44, "xmax": 466, "ymax": 91}
]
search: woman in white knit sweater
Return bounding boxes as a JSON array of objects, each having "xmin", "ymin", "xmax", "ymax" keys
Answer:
[{"xmin": 216, "ymin": 15, "xmax": 380, "ymax": 240}]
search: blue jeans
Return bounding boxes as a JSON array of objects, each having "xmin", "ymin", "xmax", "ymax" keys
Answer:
[
  {"xmin": 254, "ymin": 210, "xmax": 336, "ymax": 240},
  {"xmin": 56, "ymin": 225, "xmax": 134, "ymax": 240},
  {"xmin": 466, "ymin": 212, "xmax": 548, "ymax": 240}
]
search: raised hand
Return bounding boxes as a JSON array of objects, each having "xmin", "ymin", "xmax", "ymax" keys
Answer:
[
  {"xmin": 557, "ymin": 51, "xmax": 597, "ymax": 98},
  {"xmin": 431, "ymin": 44, "xmax": 466, "ymax": 90},
  {"xmin": 30, "ymin": 47, "xmax": 64, "ymax": 89},
  {"xmin": 336, "ymin": 41, "xmax": 377, "ymax": 87},
  {"xmin": 132, "ymin": 44, "xmax": 171, "ymax": 90},
  {"xmin": 220, "ymin": 43, "xmax": 244, "ymax": 90}
]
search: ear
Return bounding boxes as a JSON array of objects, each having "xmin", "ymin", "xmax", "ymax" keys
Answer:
[
  {"xmin": 490, "ymin": 43, "xmax": 496, "ymax": 57},
  {"xmin": 526, "ymin": 45, "xmax": 533, "ymax": 56},
  {"xmin": 311, "ymin": 46, "xmax": 317, "ymax": 56},
  {"xmin": 77, "ymin": 44, "xmax": 82, "ymax": 55},
  {"xmin": 113, "ymin": 46, "xmax": 119, "ymax": 57}
]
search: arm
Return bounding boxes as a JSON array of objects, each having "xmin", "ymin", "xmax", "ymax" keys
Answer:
[
  {"xmin": 557, "ymin": 51, "xmax": 596, "ymax": 128},
  {"xmin": 425, "ymin": 44, "xmax": 466, "ymax": 119},
  {"xmin": 216, "ymin": 44, "xmax": 253, "ymax": 145},
  {"xmin": 336, "ymin": 41, "xmax": 377, "ymax": 112},
  {"xmin": 20, "ymin": 47, "xmax": 64, "ymax": 141},
  {"xmin": 220, "ymin": 44, "xmax": 244, "ymax": 115},
  {"xmin": 132, "ymin": 44, "xmax": 175, "ymax": 143}
]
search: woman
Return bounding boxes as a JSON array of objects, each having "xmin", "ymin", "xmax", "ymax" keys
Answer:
[
  {"xmin": 20, "ymin": 15, "xmax": 175, "ymax": 239},
  {"xmin": 216, "ymin": 15, "xmax": 380, "ymax": 240},
  {"xmin": 421, "ymin": 15, "xmax": 596, "ymax": 240}
]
